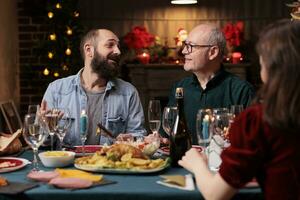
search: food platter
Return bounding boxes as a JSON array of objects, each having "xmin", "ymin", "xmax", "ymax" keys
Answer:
[
  {"xmin": 0, "ymin": 157, "xmax": 30, "ymax": 173},
  {"xmin": 74, "ymin": 160, "xmax": 170, "ymax": 174}
]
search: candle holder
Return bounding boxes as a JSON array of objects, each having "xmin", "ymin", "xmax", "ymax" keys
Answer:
[
  {"xmin": 232, "ymin": 52, "xmax": 242, "ymax": 64},
  {"xmin": 137, "ymin": 50, "xmax": 150, "ymax": 64}
]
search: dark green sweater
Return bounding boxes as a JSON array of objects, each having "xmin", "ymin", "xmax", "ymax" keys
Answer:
[{"xmin": 167, "ymin": 68, "xmax": 255, "ymax": 144}]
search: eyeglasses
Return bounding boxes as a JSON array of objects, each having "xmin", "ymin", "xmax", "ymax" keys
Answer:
[{"xmin": 182, "ymin": 41, "xmax": 214, "ymax": 54}]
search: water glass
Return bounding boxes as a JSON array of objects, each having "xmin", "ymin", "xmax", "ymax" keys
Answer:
[
  {"xmin": 148, "ymin": 100, "xmax": 161, "ymax": 134},
  {"xmin": 162, "ymin": 106, "xmax": 178, "ymax": 135},
  {"xmin": 230, "ymin": 105, "xmax": 244, "ymax": 118},
  {"xmin": 22, "ymin": 113, "xmax": 48, "ymax": 171},
  {"xmin": 211, "ymin": 109, "xmax": 231, "ymax": 140},
  {"xmin": 55, "ymin": 108, "xmax": 71, "ymax": 150},
  {"xmin": 28, "ymin": 105, "xmax": 40, "ymax": 115},
  {"xmin": 45, "ymin": 108, "xmax": 60, "ymax": 150},
  {"xmin": 196, "ymin": 109, "xmax": 213, "ymax": 147}
]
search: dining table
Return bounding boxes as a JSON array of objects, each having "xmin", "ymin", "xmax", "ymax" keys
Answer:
[{"xmin": 0, "ymin": 150, "xmax": 263, "ymax": 200}]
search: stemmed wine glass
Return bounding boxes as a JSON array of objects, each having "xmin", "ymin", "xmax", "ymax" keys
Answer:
[
  {"xmin": 162, "ymin": 106, "xmax": 178, "ymax": 135},
  {"xmin": 230, "ymin": 105, "xmax": 244, "ymax": 118},
  {"xmin": 22, "ymin": 110, "xmax": 48, "ymax": 171},
  {"xmin": 148, "ymin": 100, "xmax": 161, "ymax": 134},
  {"xmin": 54, "ymin": 108, "xmax": 71, "ymax": 150},
  {"xmin": 45, "ymin": 108, "xmax": 60, "ymax": 150}
]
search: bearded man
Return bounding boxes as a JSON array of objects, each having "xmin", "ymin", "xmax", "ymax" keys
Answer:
[{"xmin": 42, "ymin": 29, "xmax": 146, "ymax": 147}]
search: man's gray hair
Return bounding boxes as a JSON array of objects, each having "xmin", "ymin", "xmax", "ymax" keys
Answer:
[{"xmin": 207, "ymin": 27, "xmax": 226, "ymax": 58}]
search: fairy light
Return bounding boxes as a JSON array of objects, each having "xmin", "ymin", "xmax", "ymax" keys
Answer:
[
  {"xmin": 62, "ymin": 64, "xmax": 68, "ymax": 70},
  {"xmin": 74, "ymin": 11, "xmax": 80, "ymax": 17},
  {"xmin": 65, "ymin": 48, "xmax": 71, "ymax": 55},
  {"xmin": 66, "ymin": 27, "xmax": 73, "ymax": 35},
  {"xmin": 56, "ymin": 3, "xmax": 62, "ymax": 9},
  {"xmin": 48, "ymin": 52, "xmax": 54, "ymax": 59},
  {"xmin": 54, "ymin": 72, "xmax": 59, "ymax": 77},
  {"xmin": 43, "ymin": 68, "xmax": 50, "ymax": 76},
  {"xmin": 49, "ymin": 33, "xmax": 56, "ymax": 41},
  {"xmin": 48, "ymin": 12, "xmax": 54, "ymax": 19}
]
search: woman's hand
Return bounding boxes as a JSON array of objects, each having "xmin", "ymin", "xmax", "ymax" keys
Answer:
[{"xmin": 178, "ymin": 148, "xmax": 208, "ymax": 173}]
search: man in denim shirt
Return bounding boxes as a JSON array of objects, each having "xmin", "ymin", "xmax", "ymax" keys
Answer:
[{"xmin": 42, "ymin": 29, "xmax": 146, "ymax": 147}]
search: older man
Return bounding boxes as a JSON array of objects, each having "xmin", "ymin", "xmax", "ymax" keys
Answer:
[
  {"xmin": 42, "ymin": 29, "xmax": 146, "ymax": 147},
  {"xmin": 167, "ymin": 24, "xmax": 255, "ymax": 144}
]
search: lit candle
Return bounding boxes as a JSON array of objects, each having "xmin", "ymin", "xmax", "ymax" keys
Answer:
[
  {"xmin": 232, "ymin": 52, "xmax": 242, "ymax": 64},
  {"xmin": 137, "ymin": 52, "xmax": 150, "ymax": 64}
]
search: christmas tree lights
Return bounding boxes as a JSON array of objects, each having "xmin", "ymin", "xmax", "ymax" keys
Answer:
[{"xmin": 38, "ymin": 0, "xmax": 84, "ymax": 78}]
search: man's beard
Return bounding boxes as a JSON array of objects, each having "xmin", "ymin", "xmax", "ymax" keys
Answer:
[{"xmin": 90, "ymin": 51, "xmax": 119, "ymax": 80}]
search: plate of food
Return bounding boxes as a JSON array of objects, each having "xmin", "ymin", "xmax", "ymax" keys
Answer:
[
  {"xmin": 0, "ymin": 157, "xmax": 30, "ymax": 173},
  {"xmin": 74, "ymin": 143, "xmax": 170, "ymax": 174},
  {"xmin": 69, "ymin": 145, "xmax": 103, "ymax": 156}
]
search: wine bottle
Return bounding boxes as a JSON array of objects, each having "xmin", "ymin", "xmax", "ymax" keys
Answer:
[{"xmin": 170, "ymin": 87, "xmax": 192, "ymax": 167}]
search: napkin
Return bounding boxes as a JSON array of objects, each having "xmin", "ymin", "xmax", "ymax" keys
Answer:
[
  {"xmin": 207, "ymin": 135, "xmax": 228, "ymax": 171},
  {"xmin": 157, "ymin": 174, "xmax": 195, "ymax": 191},
  {"xmin": 0, "ymin": 181, "xmax": 39, "ymax": 194}
]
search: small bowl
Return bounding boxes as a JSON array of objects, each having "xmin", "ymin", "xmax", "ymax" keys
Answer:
[{"xmin": 39, "ymin": 151, "xmax": 75, "ymax": 168}]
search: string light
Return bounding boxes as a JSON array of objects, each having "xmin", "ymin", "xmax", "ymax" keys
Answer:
[
  {"xmin": 62, "ymin": 64, "xmax": 69, "ymax": 70},
  {"xmin": 49, "ymin": 33, "xmax": 56, "ymax": 41},
  {"xmin": 65, "ymin": 48, "xmax": 71, "ymax": 55},
  {"xmin": 48, "ymin": 52, "xmax": 54, "ymax": 59},
  {"xmin": 54, "ymin": 72, "xmax": 59, "ymax": 77},
  {"xmin": 43, "ymin": 68, "xmax": 50, "ymax": 76},
  {"xmin": 48, "ymin": 12, "xmax": 54, "ymax": 19},
  {"xmin": 66, "ymin": 27, "xmax": 73, "ymax": 35},
  {"xmin": 74, "ymin": 11, "xmax": 80, "ymax": 17},
  {"xmin": 56, "ymin": 3, "xmax": 62, "ymax": 9}
]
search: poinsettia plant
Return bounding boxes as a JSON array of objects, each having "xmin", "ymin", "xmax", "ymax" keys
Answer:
[
  {"xmin": 222, "ymin": 21, "xmax": 244, "ymax": 48},
  {"xmin": 123, "ymin": 26, "xmax": 155, "ymax": 50}
]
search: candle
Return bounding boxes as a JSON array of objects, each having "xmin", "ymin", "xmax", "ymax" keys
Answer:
[
  {"xmin": 137, "ymin": 52, "xmax": 150, "ymax": 64},
  {"xmin": 202, "ymin": 115, "xmax": 210, "ymax": 140},
  {"xmin": 232, "ymin": 52, "xmax": 242, "ymax": 64}
]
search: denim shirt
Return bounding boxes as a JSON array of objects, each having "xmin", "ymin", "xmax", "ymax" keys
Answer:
[{"xmin": 43, "ymin": 69, "xmax": 146, "ymax": 146}]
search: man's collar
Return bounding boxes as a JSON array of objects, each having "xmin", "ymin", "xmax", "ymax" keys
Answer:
[
  {"xmin": 73, "ymin": 68, "xmax": 116, "ymax": 91},
  {"xmin": 191, "ymin": 64, "xmax": 227, "ymax": 89}
]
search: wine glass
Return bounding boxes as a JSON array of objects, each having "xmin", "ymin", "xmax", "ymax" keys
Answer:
[
  {"xmin": 162, "ymin": 106, "xmax": 178, "ymax": 135},
  {"xmin": 230, "ymin": 105, "xmax": 244, "ymax": 118},
  {"xmin": 54, "ymin": 108, "xmax": 71, "ymax": 150},
  {"xmin": 196, "ymin": 109, "xmax": 213, "ymax": 148},
  {"xmin": 28, "ymin": 105, "xmax": 40, "ymax": 115},
  {"xmin": 22, "ymin": 113, "xmax": 48, "ymax": 171},
  {"xmin": 211, "ymin": 110, "xmax": 231, "ymax": 141},
  {"xmin": 45, "ymin": 108, "xmax": 59, "ymax": 150},
  {"xmin": 148, "ymin": 100, "xmax": 161, "ymax": 134}
]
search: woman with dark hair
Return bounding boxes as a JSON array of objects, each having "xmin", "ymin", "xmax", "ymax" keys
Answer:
[{"xmin": 179, "ymin": 19, "xmax": 300, "ymax": 200}]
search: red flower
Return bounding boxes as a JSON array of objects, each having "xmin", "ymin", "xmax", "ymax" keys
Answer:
[
  {"xmin": 222, "ymin": 21, "xmax": 244, "ymax": 47},
  {"xmin": 123, "ymin": 26, "xmax": 155, "ymax": 50}
]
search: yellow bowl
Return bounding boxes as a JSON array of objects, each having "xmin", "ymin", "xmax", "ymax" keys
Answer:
[{"xmin": 39, "ymin": 151, "xmax": 75, "ymax": 168}]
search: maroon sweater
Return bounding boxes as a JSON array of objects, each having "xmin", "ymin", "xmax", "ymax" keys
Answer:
[{"xmin": 219, "ymin": 104, "xmax": 300, "ymax": 200}]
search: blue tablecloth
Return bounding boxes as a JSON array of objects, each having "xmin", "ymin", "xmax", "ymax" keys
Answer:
[{"xmin": 0, "ymin": 151, "xmax": 263, "ymax": 200}]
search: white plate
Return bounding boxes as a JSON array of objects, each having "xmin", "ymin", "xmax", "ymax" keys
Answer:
[
  {"xmin": 0, "ymin": 157, "xmax": 30, "ymax": 173},
  {"xmin": 74, "ymin": 160, "xmax": 170, "ymax": 174}
]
